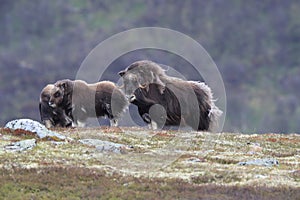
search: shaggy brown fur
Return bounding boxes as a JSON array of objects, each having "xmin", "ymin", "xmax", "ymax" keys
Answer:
[
  {"xmin": 119, "ymin": 60, "xmax": 222, "ymax": 131},
  {"xmin": 39, "ymin": 84, "xmax": 72, "ymax": 128},
  {"xmin": 49, "ymin": 79, "xmax": 128, "ymax": 127}
]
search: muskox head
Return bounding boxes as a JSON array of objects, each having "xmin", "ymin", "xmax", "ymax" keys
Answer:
[
  {"xmin": 118, "ymin": 60, "xmax": 166, "ymax": 101},
  {"xmin": 39, "ymin": 84, "xmax": 72, "ymax": 128},
  {"xmin": 40, "ymin": 84, "xmax": 54, "ymax": 105},
  {"xmin": 49, "ymin": 79, "xmax": 73, "ymax": 108}
]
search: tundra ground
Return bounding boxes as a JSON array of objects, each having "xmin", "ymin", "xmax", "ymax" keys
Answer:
[{"xmin": 0, "ymin": 127, "xmax": 299, "ymax": 199}]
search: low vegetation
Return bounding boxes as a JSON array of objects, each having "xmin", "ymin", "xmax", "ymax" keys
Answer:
[{"xmin": 0, "ymin": 127, "xmax": 299, "ymax": 199}]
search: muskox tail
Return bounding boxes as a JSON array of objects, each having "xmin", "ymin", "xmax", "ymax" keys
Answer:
[
  {"xmin": 111, "ymin": 87, "xmax": 129, "ymax": 118},
  {"xmin": 192, "ymin": 81, "xmax": 223, "ymax": 132}
]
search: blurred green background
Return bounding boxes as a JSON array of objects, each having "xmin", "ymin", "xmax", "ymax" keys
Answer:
[{"xmin": 0, "ymin": 0, "xmax": 299, "ymax": 133}]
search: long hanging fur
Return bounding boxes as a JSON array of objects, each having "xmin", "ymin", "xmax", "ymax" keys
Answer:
[{"xmin": 119, "ymin": 60, "xmax": 222, "ymax": 131}]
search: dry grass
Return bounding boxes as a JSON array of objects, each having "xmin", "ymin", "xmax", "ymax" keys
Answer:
[{"xmin": 0, "ymin": 127, "xmax": 299, "ymax": 199}]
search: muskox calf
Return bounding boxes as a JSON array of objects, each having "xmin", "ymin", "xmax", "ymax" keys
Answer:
[
  {"xmin": 49, "ymin": 79, "xmax": 128, "ymax": 127},
  {"xmin": 39, "ymin": 84, "xmax": 73, "ymax": 128},
  {"xmin": 119, "ymin": 60, "xmax": 222, "ymax": 131}
]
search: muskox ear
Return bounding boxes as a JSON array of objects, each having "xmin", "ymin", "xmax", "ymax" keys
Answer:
[
  {"xmin": 118, "ymin": 70, "xmax": 126, "ymax": 77},
  {"xmin": 58, "ymin": 81, "xmax": 68, "ymax": 90},
  {"xmin": 55, "ymin": 80, "xmax": 70, "ymax": 94},
  {"xmin": 60, "ymin": 82, "xmax": 67, "ymax": 89},
  {"xmin": 55, "ymin": 83, "xmax": 65, "ymax": 93}
]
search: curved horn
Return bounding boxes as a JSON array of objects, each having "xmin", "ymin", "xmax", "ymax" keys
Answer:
[{"xmin": 139, "ymin": 83, "xmax": 149, "ymax": 92}]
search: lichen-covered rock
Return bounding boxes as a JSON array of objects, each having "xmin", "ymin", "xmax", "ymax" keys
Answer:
[
  {"xmin": 238, "ymin": 158, "xmax": 279, "ymax": 167},
  {"xmin": 4, "ymin": 139, "xmax": 36, "ymax": 152},
  {"xmin": 79, "ymin": 139, "xmax": 131, "ymax": 154},
  {"xmin": 4, "ymin": 119, "xmax": 68, "ymax": 141}
]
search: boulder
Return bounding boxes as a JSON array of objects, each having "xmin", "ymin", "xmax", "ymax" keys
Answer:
[{"xmin": 5, "ymin": 119, "xmax": 68, "ymax": 141}]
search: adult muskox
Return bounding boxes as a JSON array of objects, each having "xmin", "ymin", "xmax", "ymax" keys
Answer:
[
  {"xmin": 49, "ymin": 79, "xmax": 128, "ymax": 127},
  {"xmin": 118, "ymin": 60, "xmax": 222, "ymax": 131}
]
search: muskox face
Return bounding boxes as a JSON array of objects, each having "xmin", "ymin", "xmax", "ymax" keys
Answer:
[
  {"xmin": 119, "ymin": 60, "xmax": 166, "ymax": 101},
  {"xmin": 121, "ymin": 73, "xmax": 141, "ymax": 98},
  {"xmin": 48, "ymin": 86, "xmax": 64, "ymax": 108},
  {"xmin": 39, "ymin": 84, "xmax": 72, "ymax": 128},
  {"xmin": 40, "ymin": 84, "xmax": 55, "ymax": 127},
  {"xmin": 49, "ymin": 79, "xmax": 73, "ymax": 108}
]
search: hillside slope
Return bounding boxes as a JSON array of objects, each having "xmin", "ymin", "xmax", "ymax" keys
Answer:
[{"xmin": 0, "ymin": 127, "xmax": 299, "ymax": 199}]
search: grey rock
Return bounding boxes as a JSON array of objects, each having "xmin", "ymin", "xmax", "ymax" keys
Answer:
[
  {"xmin": 5, "ymin": 119, "xmax": 68, "ymax": 141},
  {"xmin": 79, "ymin": 139, "xmax": 129, "ymax": 154},
  {"xmin": 186, "ymin": 157, "xmax": 203, "ymax": 163},
  {"xmin": 238, "ymin": 158, "xmax": 279, "ymax": 167},
  {"xmin": 4, "ymin": 139, "xmax": 36, "ymax": 152}
]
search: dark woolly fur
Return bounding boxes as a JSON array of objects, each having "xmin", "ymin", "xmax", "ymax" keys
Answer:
[
  {"xmin": 39, "ymin": 84, "xmax": 72, "ymax": 128},
  {"xmin": 50, "ymin": 79, "xmax": 128, "ymax": 127},
  {"xmin": 119, "ymin": 60, "xmax": 222, "ymax": 131}
]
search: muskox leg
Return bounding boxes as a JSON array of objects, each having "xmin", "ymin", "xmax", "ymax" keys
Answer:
[
  {"xmin": 142, "ymin": 113, "xmax": 151, "ymax": 124},
  {"xmin": 44, "ymin": 119, "xmax": 53, "ymax": 129},
  {"xmin": 55, "ymin": 110, "xmax": 73, "ymax": 128},
  {"xmin": 110, "ymin": 119, "xmax": 118, "ymax": 127},
  {"xmin": 141, "ymin": 113, "xmax": 158, "ymax": 130},
  {"xmin": 71, "ymin": 111, "xmax": 86, "ymax": 127},
  {"xmin": 72, "ymin": 121, "xmax": 76, "ymax": 127},
  {"xmin": 64, "ymin": 116, "xmax": 73, "ymax": 127},
  {"xmin": 149, "ymin": 121, "xmax": 158, "ymax": 130},
  {"xmin": 56, "ymin": 116, "xmax": 72, "ymax": 128},
  {"xmin": 77, "ymin": 120, "xmax": 85, "ymax": 127},
  {"xmin": 72, "ymin": 117, "xmax": 85, "ymax": 127}
]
